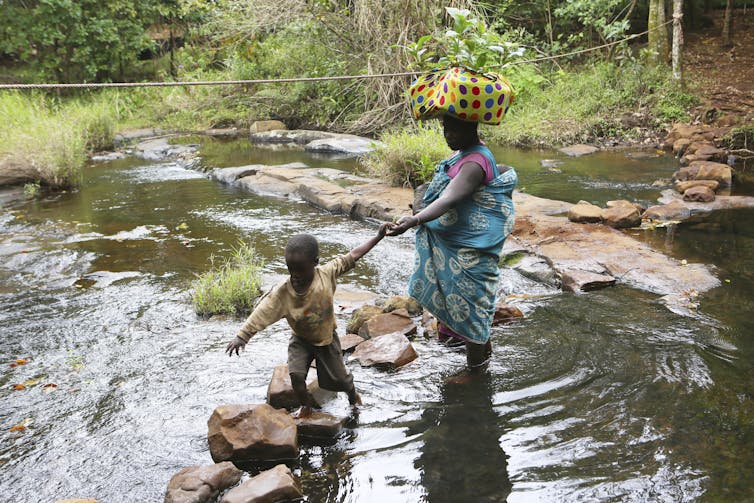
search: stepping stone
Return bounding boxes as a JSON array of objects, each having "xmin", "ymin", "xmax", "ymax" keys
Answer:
[
  {"xmin": 219, "ymin": 464, "xmax": 302, "ymax": 503},
  {"xmin": 346, "ymin": 304, "xmax": 384, "ymax": 334},
  {"xmin": 340, "ymin": 333, "xmax": 365, "ymax": 353},
  {"xmin": 266, "ymin": 364, "xmax": 325, "ymax": 410},
  {"xmin": 492, "ymin": 303, "xmax": 524, "ymax": 325},
  {"xmin": 358, "ymin": 312, "xmax": 417, "ymax": 339},
  {"xmin": 164, "ymin": 462, "xmax": 242, "ymax": 503},
  {"xmin": 567, "ymin": 201, "xmax": 603, "ymax": 223},
  {"xmin": 350, "ymin": 332, "xmax": 418, "ymax": 369},
  {"xmin": 207, "ymin": 404, "xmax": 298, "ymax": 464},
  {"xmin": 294, "ymin": 411, "xmax": 346, "ymax": 438}
]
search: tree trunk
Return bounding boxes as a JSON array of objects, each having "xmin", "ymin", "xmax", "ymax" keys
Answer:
[
  {"xmin": 656, "ymin": 0, "xmax": 670, "ymax": 63},
  {"xmin": 672, "ymin": 0, "xmax": 683, "ymax": 82},
  {"xmin": 722, "ymin": 0, "xmax": 733, "ymax": 48},
  {"xmin": 648, "ymin": 0, "xmax": 660, "ymax": 65}
]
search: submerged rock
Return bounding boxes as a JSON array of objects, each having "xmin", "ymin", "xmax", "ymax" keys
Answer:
[
  {"xmin": 561, "ymin": 270, "xmax": 616, "ymax": 292},
  {"xmin": 305, "ymin": 135, "xmax": 382, "ymax": 156},
  {"xmin": 358, "ymin": 312, "xmax": 417, "ymax": 339},
  {"xmin": 164, "ymin": 462, "xmax": 242, "ymax": 503},
  {"xmin": 351, "ymin": 332, "xmax": 418, "ymax": 369},
  {"xmin": 207, "ymin": 404, "xmax": 299, "ymax": 464},
  {"xmin": 492, "ymin": 303, "xmax": 524, "ymax": 325},
  {"xmin": 559, "ymin": 144, "xmax": 599, "ymax": 157},
  {"xmin": 219, "ymin": 464, "xmax": 302, "ymax": 503}
]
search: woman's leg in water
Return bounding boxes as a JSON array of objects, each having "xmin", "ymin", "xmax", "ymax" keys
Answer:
[{"xmin": 466, "ymin": 340, "xmax": 492, "ymax": 371}]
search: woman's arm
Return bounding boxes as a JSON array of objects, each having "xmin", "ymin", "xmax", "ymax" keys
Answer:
[{"xmin": 387, "ymin": 161, "xmax": 485, "ymax": 235}]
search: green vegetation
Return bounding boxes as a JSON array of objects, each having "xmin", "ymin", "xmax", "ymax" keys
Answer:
[
  {"xmin": 0, "ymin": 92, "xmax": 118, "ymax": 188},
  {"xmin": 191, "ymin": 241, "xmax": 264, "ymax": 317},
  {"xmin": 360, "ymin": 123, "xmax": 450, "ymax": 187},
  {"xmin": 0, "ymin": 0, "xmax": 726, "ymax": 190},
  {"xmin": 481, "ymin": 62, "xmax": 700, "ymax": 147}
]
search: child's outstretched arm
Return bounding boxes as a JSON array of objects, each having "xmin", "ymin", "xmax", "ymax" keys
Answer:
[
  {"xmin": 225, "ymin": 289, "xmax": 283, "ymax": 357},
  {"xmin": 349, "ymin": 223, "xmax": 389, "ymax": 262}
]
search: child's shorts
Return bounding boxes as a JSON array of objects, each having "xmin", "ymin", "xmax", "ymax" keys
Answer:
[{"xmin": 287, "ymin": 332, "xmax": 353, "ymax": 392}]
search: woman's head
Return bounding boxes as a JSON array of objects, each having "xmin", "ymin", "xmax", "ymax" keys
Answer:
[{"xmin": 442, "ymin": 114, "xmax": 480, "ymax": 151}]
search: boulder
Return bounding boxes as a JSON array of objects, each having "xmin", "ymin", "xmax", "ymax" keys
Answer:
[
  {"xmin": 164, "ymin": 462, "xmax": 242, "ymax": 503},
  {"xmin": 0, "ymin": 157, "xmax": 37, "ymax": 187},
  {"xmin": 294, "ymin": 411, "xmax": 345, "ymax": 438},
  {"xmin": 683, "ymin": 186, "xmax": 716, "ymax": 202},
  {"xmin": 340, "ymin": 333, "xmax": 365, "ymax": 353},
  {"xmin": 250, "ymin": 120, "xmax": 287, "ymax": 133},
  {"xmin": 643, "ymin": 201, "xmax": 692, "ymax": 221},
  {"xmin": 693, "ymin": 144, "xmax": 727, "ymax": 163},
  {"xmin": 358, "ymin": 312, "xmax": 417, "ymax": 339},
  {"xmin": 561, "ymin": 270, "xmax": 616, "ymax": 292},
  {"xmin": 673, "ymin": 165, "xmax": 700, "ymax": 181},
  {"xmin": 381, "ymin": 295, "xmax": 422, "ymax": 316},
  {"xmin": 559, "ymin": 144, "xmax": 599, "ymax": 157},
  {"xmin": 601, "ymin": 205, "xmax": 642, "ymax": 229},
  {"xmin": 219, "ymin": 464, "xmax": 302, "ymax": 503},
  {"xmin": 492, "ymin": 303, "xmax": 524, "ymax": 325},
  {"xmin": 567, "ymin": 201, "xmax": 603, "ymax": 223},
  {"xmin": 672, "ymin": 138, "xmax": 693, "ymax": 156},
  {"xmin": 690, "ymin": 161, "xmax": 732, "ymax": 187},
  {"xmin": 346, "ymin": 305, "xmax": 384, "ymax": 334},
  {"xmin": 675, "ymin": 179, "xmax": 719, "ymax": 193},
  {"xmin": 664, "ymin": 124, "xmax": 703, "ymax": 149},
  {"xmin": 351, "ymin": 332, "xmax": 418, "ymax": 369},
  {"xmin": 207, "ymin": 404, "xmax": 299, "ymax": 464},
  {"xmin": 606, "ymin": 199, "xmax": 645, "ymax": 213},
  {"xmin": 266, "ymin": 364, "xmax": 323, "ymax": 410}
]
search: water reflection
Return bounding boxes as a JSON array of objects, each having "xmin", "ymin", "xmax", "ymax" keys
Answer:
[{"xmin": 414, "ymin": 374, "xmax": 511, "ymax": 503}]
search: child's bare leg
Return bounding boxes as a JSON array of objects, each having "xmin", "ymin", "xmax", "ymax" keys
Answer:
[
  {"xmin": 346, "ymin": 383, "xmax": 362, "ymax": 406},
  {"xmin": 290, "ymin": 372, "xmax": 315, "ymax": 418}
]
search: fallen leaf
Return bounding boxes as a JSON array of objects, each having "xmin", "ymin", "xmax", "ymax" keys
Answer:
[
  {"xmin": 176, "ymin": 222, "xmax": 189, "ymax": 231},
  {"xmin": 12, "ymin": 384, "xmax": 26, "ymax": 391},
  {"xmin": 43, "ymin": 383, "xmax": 57, "ymax": 388},
  {"xmin": 9, "ymin": 425, "xmax": 26, "ymax": 433},
  {"xmin": 9, "ymin": 363, "xmax": 16, "ymax": 368},
  {"xmin": 15, "ymin": 359, "xmax": 29, "ymax": 365},
  {"xmin": 22, "ymin": 377, "xmax": 43, "ymax": 387}
]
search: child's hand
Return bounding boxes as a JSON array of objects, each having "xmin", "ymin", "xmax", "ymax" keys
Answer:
[
  {"xmin": 386, "ymin": 215, "xmax": 418, "ymax": 236},
  {"xmin": 225, "ymin": 336, "xmax": 247, "ymax": 356},
  {"xmin": 377, "ymin": 222, "xmax": 391, "ymax": 238}
]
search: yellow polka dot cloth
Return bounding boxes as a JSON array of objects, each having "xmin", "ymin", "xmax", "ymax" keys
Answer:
[{"xmin": 409, "ymin": 67, "xmax": 514, "ymax": 125}]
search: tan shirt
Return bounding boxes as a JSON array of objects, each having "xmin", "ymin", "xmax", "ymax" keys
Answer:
[{"xmin": 236, "ymin": 253, "xmax": 356, "ymax": 346}]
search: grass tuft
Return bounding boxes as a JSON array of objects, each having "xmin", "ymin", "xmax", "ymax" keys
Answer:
[
  {"xmin": 359, "ymin": 122, "xmax": 450, "ymax": 187},
  {"xmin": 191, "ymin": 241, "xmax": 265, "ymax": 317}
]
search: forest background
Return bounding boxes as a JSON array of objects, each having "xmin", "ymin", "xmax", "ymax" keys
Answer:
[{"xmin": 0, "ymin": 0, "xmax": 750, "ymax": 190}]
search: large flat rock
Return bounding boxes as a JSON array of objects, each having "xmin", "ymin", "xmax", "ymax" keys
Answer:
[
  {"xmin": 657, "ymin": 189, "xmax": 754, "ymax": 217},
  {"xmin": 208, "ymin": 164, "xmax": 720, "ymax": 298},
  {"xmin": 219, "ymin": 464, "xmax": 302, "ymax": 503}
]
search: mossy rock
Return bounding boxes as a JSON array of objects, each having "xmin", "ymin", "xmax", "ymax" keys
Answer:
[{"xmin": 346, "ymin": 305, "xmax": 384, "ymax": 334}]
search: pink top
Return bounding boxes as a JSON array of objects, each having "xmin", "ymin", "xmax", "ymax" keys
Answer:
[{"xmin": 446, "ymin": 151, "xmax": 495, "ymax": 183}]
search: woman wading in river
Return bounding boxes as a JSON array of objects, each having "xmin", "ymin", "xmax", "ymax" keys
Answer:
[{"xmin": 387, "ymin": 69, "xmax": 517, "ymax": 371}]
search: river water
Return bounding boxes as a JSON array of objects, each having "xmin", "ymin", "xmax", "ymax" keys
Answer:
[{"xmin": 1, "ymin": 138, "xmax": 752, "ymax": 502}]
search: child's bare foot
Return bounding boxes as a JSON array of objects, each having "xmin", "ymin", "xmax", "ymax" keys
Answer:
[
  {"xmin": 292, "ymin": 405, "xmax": 313, "ymax": 419},
  {"xmin": 348, "ymin": 391, "xmax": 362, "ymax": 406}
]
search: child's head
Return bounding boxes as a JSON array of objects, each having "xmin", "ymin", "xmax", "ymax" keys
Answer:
[{"xmin": 285, "ymin": 234, "xmax": 319, "ymax": 292}]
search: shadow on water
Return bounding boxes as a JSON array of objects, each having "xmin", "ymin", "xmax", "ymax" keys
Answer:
[{"xmin": 1, "ymin": 138, "xmax": 753, "ymax": 502}]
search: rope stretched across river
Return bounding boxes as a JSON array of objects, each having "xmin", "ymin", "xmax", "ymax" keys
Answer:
[{"xmin": 0, "ymin": 19, "xmax": 676, "ymax": 91}]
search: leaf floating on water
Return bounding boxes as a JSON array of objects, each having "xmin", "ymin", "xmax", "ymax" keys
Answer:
[
  {"xmin": 176, "ymin": 222, "xmax": 189, "ymax": 231},
  {"xmin": 15, "ymin": 359, "xmax": 29, "ymax": 365},
  {"xmin": 23, "ymin": 377, "xmax": 44, "ymax": 387},
  {"xmin": 12, "ymin": 384, "xmax": 26, "ymax": 391},
  {"xmin": 43, "ymin": 383, "xmax": 58, "ymax": 393},
  {"xmin": 9, "ymin": 424, "xmax": 26, "ymax": 433}
]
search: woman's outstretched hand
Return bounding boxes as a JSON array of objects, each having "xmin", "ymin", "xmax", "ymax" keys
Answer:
[{"xmin": 386, "ymin": 215, "xmax": 419, "ymax": 236}]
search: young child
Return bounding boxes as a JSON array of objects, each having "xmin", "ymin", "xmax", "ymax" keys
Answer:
[{"xmin": 226, "ymin": 225, "xmax": 388, "ymax": 417}]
